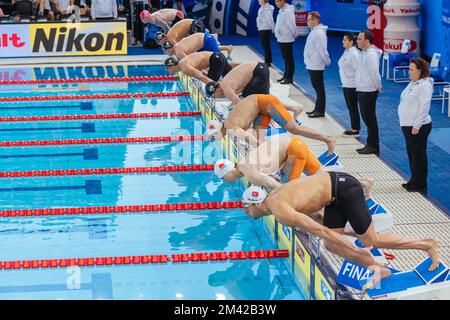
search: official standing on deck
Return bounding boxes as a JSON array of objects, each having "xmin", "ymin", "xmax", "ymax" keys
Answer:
[
  {"xmin": 338, "ymin": 32, "xmax": 361, "ymax": 135},
  {"xmin": 257, "ymin": 0, "xmax": 275, "ymax": 67},
  {"xmin": 274, "ymin": 0, "xmax": 296, "ymax": 84},
  {"xmin": 398, "ymin": 58, "xmax": 433, "ymax": 193},
  {"xmin": 304, "ymin": 11, "xmax": 331, "ymax": 118},
  {"xmin": 355, "ymin": 30, "xmax": 382, "ymax": 155}
]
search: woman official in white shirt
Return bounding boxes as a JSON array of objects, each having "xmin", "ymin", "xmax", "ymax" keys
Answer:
[
  {"xmin": 338, "ymin": 33, "xmax": 361, "ymax": 135},
  {"xmin": 256, "ymin": 0, "xmax": 274, "ymax": 67},
  {"xmin": 398, "ymin": 58, "xmax": 433, "ymax": 193}
]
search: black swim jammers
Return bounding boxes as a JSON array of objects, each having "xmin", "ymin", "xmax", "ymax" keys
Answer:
[
  {"xmin": 323, "ymin": 172, "xmax": 372, "ymax": 235},
  {"xmin": 207, "ymin": 52, "xmax": 233, "ymax": 81},
  {"xmin": 241, "ymin": 62, "xmax": 270, "ymax": 98}
]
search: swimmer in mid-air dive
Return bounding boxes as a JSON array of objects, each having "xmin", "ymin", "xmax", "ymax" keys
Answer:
[
  {"xmin": 204, "ymin": 62, "xmax": 270, "ymax": 105},
  {"xmin": 213, "ymin": 134, "xmax": 346, "ymax": 192},
  {"xmin": 163, "ymin": 31, "xmax": 234, "ymax": 60},
  {"xmin": 155, "ymin": 19, "xmax": 205, "ymax": 46},
  {"xmin": 165, "ymin": 51, "xmax": 239, "ymax": 84},
  {"xmin": 140, "ymin": 9, "xmax": 185, "ymax": 33},
  {"xmin": 240, "ymin": 171, "xmax": 441, "ymax": 292},
  {"xmin": 205, "ymin": 94, "xmax": 336, "ymax": 151}
]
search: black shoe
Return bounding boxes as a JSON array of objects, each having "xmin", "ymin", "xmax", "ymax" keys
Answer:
[
  {"xmin": 401, "ymin": 181, "xmax": 413, "ymax": 189},
  {"xmin": 343, "ymin": 130, "xmax": 359, "ymax": 136},
  {"xmin": 277, "ymin": 77, "xmax": 286, "ymax": 82},
  {"xmin": 307, "ymin": 112, "xmax": 325, "ymax": 118},
  {"xmin": 404, "ymin": 184, "xmax": 427, "ymax": 193},
  {"xmin": 280, "ymin": 79, "xmax": 293, "ymax": 84},
  {"xmin": 357, "ymin": 146, "xmax": 379, "ymax": 155},
  {"xmin": 306, "ymin": 110, "xmax": 316, "ymax": 115}
]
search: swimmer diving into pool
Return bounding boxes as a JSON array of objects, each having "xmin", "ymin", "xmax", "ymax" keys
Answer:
[
  {"xmin": 204, "ymin": 63, "xmax": 270, "ymax": 105},
  {"xmin": 155, "ymin": 19, "xmax": 205, "ymax": 46},
  {"xmin": 241, "ymin": 172, "xmax": 441, "ymax": 292},
  {"xmin": 163, "ymin": 31, "xmax": 234, "ymax": 60},
  {"xmin": 213, "ymin": 135, "xmax": 350, "ymax": 192},
  {"xmin": 165, "ymin": 51, "xmax": 239, "ymax": 84},
  {"xmin": 205, "ymin": 94, "xmax": 336, "ymax": 152},
  {"xmin": 140, "ymin": 9, "xmax": 185, "ymax": 33}
]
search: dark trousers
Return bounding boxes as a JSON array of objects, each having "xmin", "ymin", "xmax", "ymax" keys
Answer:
[
  {"xmin": 343, "ymin": 87, "xmax": 360, "ymax": 131},
  {"xmin": 259, "ymin": 30, "xmax": 272, "ymax": 65},
  {"xmin": 357, "ymin": 91, "xmax": 379, "ymax": 149},
  {"xmin": 308, "ymin": 70, "xmax": 326, "ymax": 114},
  {"xmin": 278, "ymin": 42, "xmax": 294, "ymax": 81},
  {"xmin": 402, "ymin": 123, "xmax": 432, "ymax": 189}
]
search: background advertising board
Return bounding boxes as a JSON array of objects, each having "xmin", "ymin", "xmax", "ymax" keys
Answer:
[
  {"xmin": 0, "ymin": 24, "xmax": 30, "ymax": 58},
  {"xmin": 0, "ymin": 22, "xmax": 127, "ymax": 58}
]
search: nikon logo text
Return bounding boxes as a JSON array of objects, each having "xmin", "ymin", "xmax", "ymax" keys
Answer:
[{"xmin": 32, "ymin": 27, "xmax": 124, "ymax": 53}]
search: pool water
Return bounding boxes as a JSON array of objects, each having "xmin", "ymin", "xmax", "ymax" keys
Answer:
[{"xmin": 0, "ymin": 64, "xmax": 306, "ymax": 300}]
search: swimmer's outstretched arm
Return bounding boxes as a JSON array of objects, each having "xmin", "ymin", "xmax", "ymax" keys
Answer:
[
  {"xmin": 232, "ymin": 128, "xmax": 259, "ymax": 147},
  {"xmin": 241, "ymin": 166, "xmax": 282, "ymax": 192},
  {"xmin": 154, "ymin": 17, "xmax": 171, "ymax": 33},
  {"xmin": 220, "ymin": 81, "xmax": 241, "ymax": 105},
  {"xmin": 288, "ymin": 125, "xmax": 336, "ymax": 156},
  {"xmin": 276, "ymin": 206, "xmax": 376, "ymax": 268},
  {"xmin": 185, "ymin": 66, "xmax": 214, "ymax": 84}
]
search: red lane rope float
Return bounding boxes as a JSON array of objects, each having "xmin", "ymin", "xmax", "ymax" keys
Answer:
[
  {"xmin": 0, "ymin": 164, "xmax": 215, "ymax": 178},
  {"xmin": 0, "ymin": 135, "xmax": 205, "ymax": 147},
  {"xmin": 0, "ymin": 249, "xmax": 290, "ymax": 271},
  {"xmin": 0, "ymin": 75, "xmax": 178, "ymax": 86},
  {"xmin": 0, "ymin": 201, "xmax": 244, "ymax": 218},
  {"xmin": 0, "ymin": 91, "xmax": 189, "ymax": 102},
  {"xmin": 0, "ymin": 111, "xmax": 202, "ymax": 123}
]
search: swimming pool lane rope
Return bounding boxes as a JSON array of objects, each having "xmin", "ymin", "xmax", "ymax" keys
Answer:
[
  {"xmin": 0, "ymin": 111, "xmax": 202, "ymax": 123},
  {"xmin": 0, "ymin": 164, "xmax": 214, "ymax": 178},
  {"xmin": 0, "ymin": 135, "xmax": 206, "ymax": 147},
  {"xmin": 0, "ymin": 75, "xmax": 178, "ymax": 86},
  {"xmin": 0, "ymin": 201, "xmax": 243, "ymax": 218},
  {"xmin": 0, "ymin": 91, "xmax": 189, "ymax": 102},
  {"xmin": 0, "ymin": 249, "xmax": 290, "ymax": 271}
]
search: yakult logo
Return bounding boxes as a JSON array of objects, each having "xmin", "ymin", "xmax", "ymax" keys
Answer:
[
  {"xmin": 384, "ymin": 39, "xmax": 417, "ymax": 52},
  {"xmin": 0, "ymin": 33, "xmax": 26, "ymax": 48},
  {"xmin": 384, "ymin": 8, "xmax": 420, "ymax": 15}
]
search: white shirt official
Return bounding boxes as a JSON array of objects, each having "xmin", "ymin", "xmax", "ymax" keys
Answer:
[
  {"xmin": 303, "ymin": 24, "xmax": 331, "ymax": 71},
  {"xmin": 398, "ymin": 77, "xmax": 433, "ymax": 129},
  {"xmin": 355, "ymin": 45, "xmax": 382, "ymax": 92},
  {"xmin": 338, "ymin": 46, "xmax": 360, "ymax": 88},
  {"xmin": 274, "ymin": 4, "xmax": 296, "ymax": 43},
  {"xmin": 256, "ymin": 3, "xmax": 275, "ymax": 32}
]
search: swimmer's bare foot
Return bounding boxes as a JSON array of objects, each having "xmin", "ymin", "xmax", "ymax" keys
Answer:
[
  {"xmin": 227, "ymin": 45, "xmax": 234, "ymax": 58},
  {"xmin": 326, "ymin": 136, "xmax": 337, "ymax": 157},
  {"xmin": 425, "ymin": 239, "xmax": 441, "ymax": 271},
  {"xmin": 361, "ymin": 178, "xmax": 374, "ymax": 199},
  {"xmin": 293, "ymin": 107, "xmax": 303, "ymax": 119},
  {"xmin": 362, "ymin": 265, "xmax": 391, "ymax": 293}
]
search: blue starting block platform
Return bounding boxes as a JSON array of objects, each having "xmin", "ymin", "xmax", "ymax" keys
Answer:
[
  {"xmin": 317, "ymin": 150, "xmax": 341, "ymax": 169},
  {"xmin": 364, "ymin": 258, "xmax": 450, "ymax": 300},
  {"xmin": 337, "ymin": 238, "xmax": 450, "ymax": 300}
]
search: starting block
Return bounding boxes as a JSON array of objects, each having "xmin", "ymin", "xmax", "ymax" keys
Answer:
[
  {"xmin": 363, "ymin": 258, "xmax": 450, "ymax": 300},
  {"xmin": 336, "ymin": 238, "xmax": 450, "ymax": 300},
  {"xmin": 345, "ymin": 198, "xmax": 394, "ymax": 233},
  {"xmin": 317, "ymin": 150, "xmax": 342, "ymax": 170}
]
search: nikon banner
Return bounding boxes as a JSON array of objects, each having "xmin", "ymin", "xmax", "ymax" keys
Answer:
[{"xmin": 0, "ymin": 21, "xmax": 127, "ymax": 58}]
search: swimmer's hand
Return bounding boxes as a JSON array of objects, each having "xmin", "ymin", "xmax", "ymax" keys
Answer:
[
  {"xmin": 326, "ymin": 136, "xmax": 336, "ymax": 157},
  {"xmin": 361, "ymin": 265, "xmax": 392, "ymax": 293}
]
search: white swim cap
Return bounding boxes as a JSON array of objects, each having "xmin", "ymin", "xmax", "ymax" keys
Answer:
[
  {"xmin": 242, "ymin": 186, "xmax": 267, "ymax": 204},
  {"xmin": 214, "ymin": 159, "xmax": 235, "ymax": 179},
  {"xmin": 205, "ymin": 120, "xmax": 223, "ymax": 137}
]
